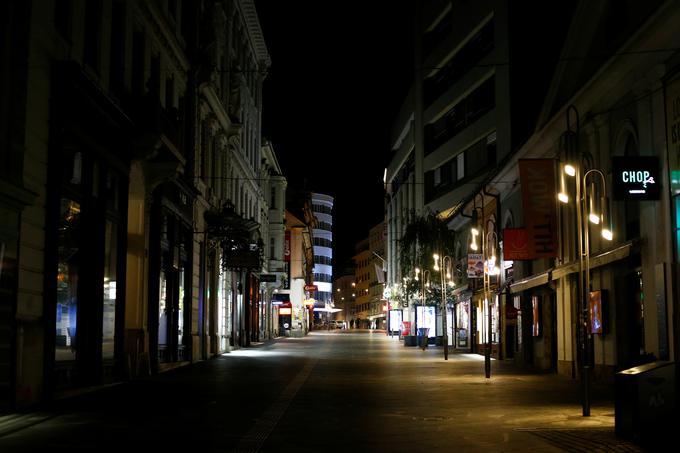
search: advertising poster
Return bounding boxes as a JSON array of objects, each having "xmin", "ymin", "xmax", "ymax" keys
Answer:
[{"xmin": 467, "ymin": 253, "xmax": 484, "ymax": 278}]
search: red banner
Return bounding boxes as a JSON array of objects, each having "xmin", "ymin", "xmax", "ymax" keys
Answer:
[
  {"xmin": 284, "ymin": 230, "xmax": 291, "ymax": 262},
  {"xmin": 503, "ymin": 227, "xmax": 532, "ymax": 260},
  {"xmin": 518, "ymin": 159, "xmax": 558, "ymax": 259}
]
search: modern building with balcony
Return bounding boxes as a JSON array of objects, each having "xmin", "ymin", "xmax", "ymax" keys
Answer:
[
  {"xmin": 386, "ymin": 0, "xmax": 574, "ymax": 352},
  {"xmin": 386, "ymin": 0, "xmax": 679, "ymax": 389}
]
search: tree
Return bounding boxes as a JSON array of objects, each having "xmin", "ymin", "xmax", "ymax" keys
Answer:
[{"xmin": 398, "ymin": 210, "xmax": 456, "ymax": 305}]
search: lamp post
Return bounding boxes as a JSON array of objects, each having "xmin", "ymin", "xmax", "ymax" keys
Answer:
[
  {"xmin": 558, "ymin": 106, "xmax": 614, "ymax": 417},
  {"xmin": 434, "ymin": 253, "xmax": 454, "ymax": 360},
  {"xmin": 483, "ymin": 227, "xmax": 499, "ymax": 379},
  {"xmin": 469, "ymin": 198, "xmax": 499, "ymax": 378},
  {"xmin": 415, "ymin": 267, "xmax": 430, "ymax": 348}
]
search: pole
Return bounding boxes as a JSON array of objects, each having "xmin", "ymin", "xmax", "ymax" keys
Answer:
[
  {"xmin": 577, "ymin": 166, "xmax": 591, "ymax": 416},
  {"xmin": 439, "ymin": 255, "xmax": 449, "ymax": 360}
]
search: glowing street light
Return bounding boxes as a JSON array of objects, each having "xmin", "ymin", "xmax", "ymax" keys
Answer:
[
  {"xmin": 558, "ymin": 105, "xmax": 614, "ymax": 416},
  {"xmin": 434, "ymin": 253, "xmax": 454, "ymax": 360}
]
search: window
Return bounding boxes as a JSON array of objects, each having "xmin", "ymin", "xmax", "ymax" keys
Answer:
[
  {"xmin": 165, "ymin": 76, "xmax": 175, "ymax": 108},
  {"xmin": 54, "ymin": 0, "xmax": 72, "ymax": 40},
  {"xmin": 109, "ymin": 1, "xmax": 125, "ymax": 94},
  {"xmin": 83, "ymin": 0, "xmax": 102, "ymax": 72},
  {"xmin": 150, "ymin": 53, "xmax": 161, "ymax": 97},
  {"xmin": 424, "ymin": 19, "xmax": 494, "ymax": 106},
  {"xmin": 132, "ymin": 28, "xmax": 145, "ymax": 95},
  {"xmin": 270, "ymin": 237, "xmax": 276, "ymax": 259},
  {"xmin": 424, "ymin": 132, "xmax": 495, "ymax": 203},
  {"xmin": 424, "ymin": 76, "xmax": 495, "ymax": 154},
  {"xmin": 270, "ymin": 187, "xmax": 276, "ymax": 209}
]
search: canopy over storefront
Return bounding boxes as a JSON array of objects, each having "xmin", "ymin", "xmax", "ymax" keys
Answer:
[{"xmin": 313, "ymin": 307, "xmax": 342, "ymax": 313}]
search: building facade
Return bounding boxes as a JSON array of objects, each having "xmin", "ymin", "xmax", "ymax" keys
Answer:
[
  {"xmin": 311, "ymin": 192, "xmax": 333, "ymax": 320},
  {"xmin": 0, "ymin": 0, "xmax": 285, "ymax": 412},
  {"xmin": 385, "ymin": 0, "xmax": 679, "ymax": 386}
]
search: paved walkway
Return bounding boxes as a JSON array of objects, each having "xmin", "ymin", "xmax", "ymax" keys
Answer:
[{"xmin": 0, "ymin": 330, "xmax": 671, "ymax": 452}]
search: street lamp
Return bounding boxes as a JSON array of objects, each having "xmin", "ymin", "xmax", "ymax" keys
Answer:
[
  {"xmin": 558, "ymin": 105, "xmax": 614, "ymax": 417},
  {"xmin": 469, "ymin": 197, "xmax": 499, "ymax": 378},
  {"xmin": 483, "ymin": 226, "xmax": 499, "ymax": 379},
  {"xmin": 434, "ymin": 253, "xmax": 454, "ymax": 360}
]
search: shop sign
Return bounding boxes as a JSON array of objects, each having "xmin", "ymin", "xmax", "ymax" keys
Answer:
[
  {"xmin": 284, "ymin": 231, "xmax": 291, "ymax": 262},
  {"xmin": 467, "ymin": 253, "xmax": 484, "ymax": 278},
  {"xmin": 519, "ymin": 159, "xmax": 558, "ymax": 258},
  {"xmin": 260, "ymin": 274, "xmax": 277, "ymax": 282},
  {"xmin": 612, "ymin": 156, "xmax": 660, "ymax": 200},
  {"xmin": 304, "ymin": 284, "xmax": 318, "ymax": 292},
  {"xmin": 503, "ymin": 228, "xmax": 532, "ymax": 260}
]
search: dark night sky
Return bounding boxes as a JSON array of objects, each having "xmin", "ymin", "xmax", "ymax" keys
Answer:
[{"xmin": 254, "ymin": 1, "xmax": 414, "ymax": 268}]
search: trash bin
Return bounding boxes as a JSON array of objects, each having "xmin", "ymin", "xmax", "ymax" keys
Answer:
[
  {"xmin": 615, "ymin": 361, "xmax": 676, "ymax": 444},
  {"xmin": 404, "ymin": 335, "xmax": 417, "ymax": 347},
  {"xmin": 417, "ymin": 328, "xmax": 430, "ymax": 349}
]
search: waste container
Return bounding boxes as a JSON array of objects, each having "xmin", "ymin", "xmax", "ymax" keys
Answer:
[
  {"xmin": 417, "ymin": 328, "xmax": 430, "ymax": 349},
  {"xmin": 404, "ymin": 335, "xmax": 417, "ymax": 347},
  {"xmin": 615, "ymin": 361, "xmax": 676, "ymax": 444}
]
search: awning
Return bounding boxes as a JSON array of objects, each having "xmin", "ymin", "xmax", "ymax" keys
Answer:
[
  {"xmin": 509, "ymin": 240, "xmax": 636, "ymax": 294},
  {"xmin": 313, "ymin": 307, "xmax": 342, "ymax": 313}
]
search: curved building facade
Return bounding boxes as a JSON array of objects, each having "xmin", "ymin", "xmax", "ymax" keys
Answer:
[{"xmin": 311, "ymin": 193, "xmax": 334, "ymax": 314}]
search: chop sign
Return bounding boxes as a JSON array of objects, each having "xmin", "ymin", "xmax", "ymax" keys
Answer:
[{"xmin": 612, "ymin": 156, "xmax": 660, "ymax": 201}]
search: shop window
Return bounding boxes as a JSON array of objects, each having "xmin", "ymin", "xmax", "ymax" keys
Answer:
[
  {"xmin": 56, "ymin": 199, "xmax": 81, "ymax": 362},
  {"xmin": 158, "ymin": 268, "xmax": 168, "ymax": 361},
  {"xmin": 532, "ymin": 295, "xmax": 541, "ymax": 337},
  {"xmin": 102, "ymin": 220, "xmax": 117, "ymax": 360}
]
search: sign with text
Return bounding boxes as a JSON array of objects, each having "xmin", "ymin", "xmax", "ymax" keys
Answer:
[
  {"xmin": 503, "ymin": 227, "xmax": 532, "ymax": 260},
  {"xmin": 260, "ymin": 274, "xmax": 277, "ymax": 282},
  {"xmin": 467, "ymin": 253, "xmax": 484, "ymax": 278},
  {"xmin": 284, "ymin": 231, "xmax": 291, "ymax": 262},
  {"xmin": 304, "ymin": 284, "xmax": 318, "ymax": 292},
  {"xmin": 612, "ymin": 156, "xmax": 660, "ymax": 200},
  {"xmin": 519, "ymin": 159, "xmax": 558, "ymax": 258}
]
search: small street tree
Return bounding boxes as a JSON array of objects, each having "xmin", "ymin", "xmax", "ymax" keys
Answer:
[{"xmin": 398, "ymin": 210, "xmax": 456, "ymax": 306}]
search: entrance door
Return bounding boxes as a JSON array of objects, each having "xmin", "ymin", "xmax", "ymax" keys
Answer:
[{"xmin": 617, "ymin": 270, "xmax": 646, "ymax": 368}]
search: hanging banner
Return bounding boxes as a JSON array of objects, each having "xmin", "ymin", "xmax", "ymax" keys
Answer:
[
  {"xmin": 503, "ymin": 227, "xmax": 532, "ymax": 260},
  {"xmin": 518, "ymin": 159, "xmax": 558, "ymax": 258},
  {"xmin": 284, "ymin": 231, "xmax": 291, "ymax": 262},
  {"xmin": 467, "ymin": 253, "xmax": 484, "ymax": 278}
]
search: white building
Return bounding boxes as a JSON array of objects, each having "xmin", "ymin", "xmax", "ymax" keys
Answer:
[{"xmin": 311, "ymin": 193, "xmax": 334, "ymax": 318}]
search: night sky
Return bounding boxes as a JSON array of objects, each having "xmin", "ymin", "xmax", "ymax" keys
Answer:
[{"xmin": 254, "ymin": 1, "xmax": 414, "ymax": 268}]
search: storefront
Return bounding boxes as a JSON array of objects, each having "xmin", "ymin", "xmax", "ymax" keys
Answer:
[
  {"xmin": 149, "ymin": 182, "xmax": 193, "ymax": 369},
  {"xmin": 454, "ymin": 295, "xmax": 471, "ymax": 350},
  {"xmin": 47, "ymin": 63, "xmax": 132, "ymax": 390}
]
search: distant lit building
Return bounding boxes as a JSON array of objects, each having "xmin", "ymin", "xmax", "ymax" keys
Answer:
[
  {"xmin": 352, "ymin": 239, "xmax": 371, "ymax": 328},
  {"xmin": 333, "ymin": 272, "xmax": 355, "ymax": 324},
  {"xmin": 311, "ymin": 193, "xmax": 333, "ymax": 319},
  {"xmin": 367, "ymin": 222, "xmax": 387, "ymax": 329}
]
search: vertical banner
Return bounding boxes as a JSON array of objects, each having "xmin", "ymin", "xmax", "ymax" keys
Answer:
[
  {"xmin": 284, "ymin": 231, "xmax": 291, "ymax": 262},
  {"xmin": 518, "ymin": 159, "xmax": 558, "ymax": 258}
]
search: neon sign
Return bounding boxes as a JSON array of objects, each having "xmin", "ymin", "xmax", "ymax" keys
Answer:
[{"xmin": 612, "ymin": 156, "xmax": 660, "ymax": 200}]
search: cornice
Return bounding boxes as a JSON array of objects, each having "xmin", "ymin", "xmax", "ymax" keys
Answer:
[{"xmin": 237, "ymin": 0, "xmax": 271, "ymax": 67}]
